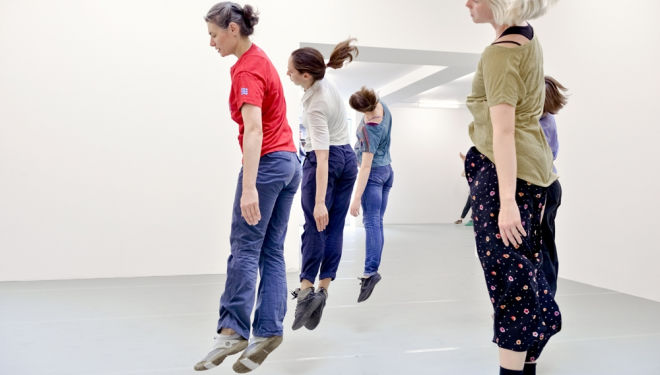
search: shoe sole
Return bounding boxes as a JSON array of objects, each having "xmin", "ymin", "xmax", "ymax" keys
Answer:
[
  {"xmin": 357, "ymin": 274, "xmax": 381, "ymax": 303},
  {"xmin": 291, "ymin": 296, "xmax": 324, "ymax": 330},
  {"xmin": 232, "ymin": 336, "xmax": 283, "ymax": 373},
  {"xmin": 194, "ymin": 340, "xmax": 248, "ymax": 371}
]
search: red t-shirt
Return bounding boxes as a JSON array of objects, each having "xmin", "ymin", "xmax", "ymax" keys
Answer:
[{"xmin": 229, "ymin": 44, "xmax": 296, "ymax": 156}]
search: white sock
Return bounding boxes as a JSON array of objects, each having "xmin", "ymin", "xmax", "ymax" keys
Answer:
[
  {"xmin": 249, "ymin": 335, "xmax": 268, "ymax": 345},
  {"xmin": 218, "ymin": 332, "xmax": 241, "ymax": 340}
]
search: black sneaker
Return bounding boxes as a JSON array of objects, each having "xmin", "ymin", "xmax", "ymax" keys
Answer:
[
  {"xmin": 304, "ymin": 287, "xmax": 328, "ymax": 330},
  {"xmin": 357, "ymin": 273, "xmax": 381, "ymax": 303},
  {"xmin": 291, "ymin": 287, "xmax": 321, "ymax": 330}
]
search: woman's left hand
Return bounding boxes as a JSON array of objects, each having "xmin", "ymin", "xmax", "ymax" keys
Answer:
[
  {"xmin": 314, "ymin": 203, "xmax": 329, "ymax": 232},
  {"xmin": 240, "ymin": 187, "xmax": 261, "ymax": 226},
  {"xmin": 349, "ymin": 199, "xmax": 361, "ymax": 217}
]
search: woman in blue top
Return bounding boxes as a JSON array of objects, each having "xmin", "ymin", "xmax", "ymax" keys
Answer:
[{"xmin": 348, "ymin": 87, "xmax": 393, "ymax": 303}]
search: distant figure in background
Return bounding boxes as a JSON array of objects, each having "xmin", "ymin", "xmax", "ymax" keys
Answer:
[
  {"xmin": 538, "ymin": 75, "xmax": 568, "ymax": 297},
  {"xmin": 455, "ymin": 152, "xmax": 473, "ymax": 225}
]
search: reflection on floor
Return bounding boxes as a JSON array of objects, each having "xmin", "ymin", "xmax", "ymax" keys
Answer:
[{"xmin": 1, "ymin": 225, "xmax": 659, "ymax": 375}]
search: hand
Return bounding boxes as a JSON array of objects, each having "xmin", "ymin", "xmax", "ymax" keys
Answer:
[
  {"xmin": 314, "ymin": 202, "xmax": 329, "ymax": 232},
  {"xmin": 349, "ymin": 198, "xmax": 361, "ymax": 217},
  {"xmin": 498, "ymin": 199, "xmax": 526, "ymax": 248},
  {"xmin": 240, "ymin": 187, "xmax": 261, "ymax": 226}
]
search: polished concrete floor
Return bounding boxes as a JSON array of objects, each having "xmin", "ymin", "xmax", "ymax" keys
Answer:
[{"xmin": 1, "ymin": 224, "xmax": 659, "ymax": 375}]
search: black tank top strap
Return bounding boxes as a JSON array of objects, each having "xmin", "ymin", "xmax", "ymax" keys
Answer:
[
  {"xmin": 491, "ymin": 40, "xmax": 522, "ymax": 46},
  {"xmin": 498, "ymin": 23, "xmax": 534, "ymax": 40}
]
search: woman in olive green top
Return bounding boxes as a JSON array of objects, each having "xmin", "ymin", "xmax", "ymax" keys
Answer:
[{"xmin": 464, "ymin": 1, "xmax": 560, "ymax": 375}]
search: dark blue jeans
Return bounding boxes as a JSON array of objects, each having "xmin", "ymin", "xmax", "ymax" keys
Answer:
[
  {"xmin": 300, "ymin": 145, "xmax": 357, "ymax": 283},
  {"xmin": 361, "ymin": 164, "xmax": 394, "ymax": 276},
  {"xmin": 218, "ymin": 151, "xmax": 301, "ymax": 339},
  {"xmin": 540, "ymin": 179, "xmax": 562, "ymax": 297},
  {"xmin": 461, "ymin": 195, "xmax": 472, "ymax": 219}
]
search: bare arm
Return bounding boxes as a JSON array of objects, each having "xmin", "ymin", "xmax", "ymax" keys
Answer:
[
  {"xmin": 240, "ymin": 104, "xmax": 263, "ymax": 226},
  {"xmin": 349, "ymin": 152, "xmax": 374, "ymax": 217},
  {"xmin": 313, "ymin": 149, "xmax": 329, "ymax": 231},
  {"xmin": 305, "ymin": 102, "xmax": 331, "ymax": 232},
  {"xmin": 490, "ymin": 103, "xmax": 526, "ymax": 247}
]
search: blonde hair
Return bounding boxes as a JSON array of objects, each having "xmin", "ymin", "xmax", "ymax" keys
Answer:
[{"xmin": 488, "ymin": 0, "xmax": 558, "ymax": 25}]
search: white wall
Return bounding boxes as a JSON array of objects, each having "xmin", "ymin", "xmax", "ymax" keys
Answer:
[
  {"xmin": 533, "ymin": 1, "xmax": 660, "ymax": 302},
  {"xmin": 384, "ymin": 106, "xmax": 474, "ymax": 224},
  {"xmin": 2, "ymin": 0, "xmax": 660, "ymax": 303},
  {"xmin": 0, "ymin": 0, "xmax": 479, "ymax": 281}
]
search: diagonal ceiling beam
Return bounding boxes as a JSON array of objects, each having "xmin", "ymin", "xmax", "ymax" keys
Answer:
[
  {"xmin": 299, "ymin": 42, "xmax": 480, "ymax": 104},
  {"xmin": 381, "ymin": 65, "xmax": 475, "ymax": 104},
  {"xmin": 299, "ymin": 43, "xmax": 481, "ymax": 67}
]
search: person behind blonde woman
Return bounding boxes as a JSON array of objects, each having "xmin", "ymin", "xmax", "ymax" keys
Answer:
[
  {"xmin": 286, "ymin": 39, "xmax": 359, "ymax": 331},
  {"xmin": 195, "ymin": 2, "xmax": 301, "ymax": 373},
  {"xmin": 538, "ymin": 75, "xmax": 568, "ymax": 297},
  {"xmin": 348, "ymin": 87, "xmax": 393, "ymax": 303},
  {"xmin": 464, "ymin": 1, "xmax": 561, "ymax": 374}
]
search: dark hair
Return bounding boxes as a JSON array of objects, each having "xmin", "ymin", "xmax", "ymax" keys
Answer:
[
  {"xmin": 290, "ymin": 38, "xmax": 358, "ymax": 81},
  {"xmin": 544, "ymin": 76, "xmax": 568, "ymax": 114},
  {"xmin": 205, "ymin": 2, "xmax": 259, "ymax": 36},
  {"xmin": 349, "ymin": 87, "xmax": 378, "ymax": 113}
]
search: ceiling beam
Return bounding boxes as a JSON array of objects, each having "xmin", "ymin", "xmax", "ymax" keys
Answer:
[
  {"xmin": 381, "ymin": 66, "xmax": 475, "ymax": 104},
  {"xmin": 299, "ymin": 43, "xmax": 480, "ymax": 68},
  {"xmin": 299, "ymin": 42, "xmax": 480, "ymax": 104}
]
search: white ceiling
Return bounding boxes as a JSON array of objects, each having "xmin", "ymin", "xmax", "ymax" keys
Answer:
[{"xmin": 301, "ymin": 43, "xmax": 480, "ymax": 109}]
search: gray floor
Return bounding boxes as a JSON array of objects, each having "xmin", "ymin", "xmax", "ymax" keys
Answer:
[{"xmin": 1, "ymin": 224, "xmax": 659, "ymax": 375}]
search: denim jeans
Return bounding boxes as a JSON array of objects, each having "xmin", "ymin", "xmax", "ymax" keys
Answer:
[
  {"xmin": 460, "ymin": 194, "xmax": 472, "ymax": 219},
  {"xmin": 218, "ymin": 151, "xmax": 301, "ymax": 339},
  {"xmin": 361, "ymin": 164, "xmax": 393, "ymax": 276},
  {"xmin": 540, "ymin": 179, "xmax": 562, "ymax": 297},
  {"xmin": 300, "ymin": 145, "xmax": 357, "ymax": 283}
]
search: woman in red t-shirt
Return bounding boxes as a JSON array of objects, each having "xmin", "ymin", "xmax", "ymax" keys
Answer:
[{"xmin": 194, "ymin": 2, "xmax": 301, "ymax": 373}]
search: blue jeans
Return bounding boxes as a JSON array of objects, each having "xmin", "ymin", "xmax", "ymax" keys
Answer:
[
  {"xmin": 218, "ymin": 151, "xmax": 301, "ymax": 339},
  {"xmin": 540, "ymin": 179, "xmax": 562, "ymax": 297},
  {"xmin": 300, "ymin": 145, "xmax": 358, "ymax": 283},
  {"xmin": 361, "ymin": 164, "xmax": 393, "ymax": 276}
]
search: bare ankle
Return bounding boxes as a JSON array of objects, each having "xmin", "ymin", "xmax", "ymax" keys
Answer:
[{"xmin": 220, "ymin": 328, "xmax": 236, "ymax": 335}]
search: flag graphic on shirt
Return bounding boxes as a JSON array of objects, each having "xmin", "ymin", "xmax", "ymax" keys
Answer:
[{"xmin": 241, "ymin": 88, "xmax": 248, "ymax": 96}]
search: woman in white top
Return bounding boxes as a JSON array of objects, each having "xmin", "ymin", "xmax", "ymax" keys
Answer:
[{"xmin": 286, "ymin": 39, "xmax": 358, "ymax": 331}]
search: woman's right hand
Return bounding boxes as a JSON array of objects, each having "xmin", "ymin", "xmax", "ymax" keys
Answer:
[{"xmin": 498, "ymin": 198, "xmax": 526, "ymax": 248}]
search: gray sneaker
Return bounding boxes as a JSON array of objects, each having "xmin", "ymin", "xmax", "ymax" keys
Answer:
[
  {"xmin": 194, "ymin": 334, "xmax": 248, "ymax": 371},
  {"xmin": 304, "ymin": 287, "xmax": 328, "ymax": 330},
  {"xmin": 291, "ymin": 287, "xmax": 322, "ymax": 330},
  {"xmin": 357, "ymin": 272, "xmax": 381, "ymax": 303},
  {"xmin": 232, "ymin": 335, "xmax": 283, "ymax": 373}
]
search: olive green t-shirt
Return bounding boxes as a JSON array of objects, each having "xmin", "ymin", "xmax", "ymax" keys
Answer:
[{"xmin": 467, "ymin": 36, "xmax": 557, "ymax": 187}]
